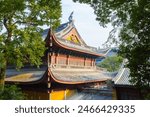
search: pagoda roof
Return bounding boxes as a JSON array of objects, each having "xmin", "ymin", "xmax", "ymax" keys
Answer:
[
  {"xmin": 5, "ymin": 67, "xmax": 47, "ymax": 84},
  {"xmin": 113, "ymin": 68, "xmax": 131, "ymax": 86},
  {"xmin": 50, "ymin": 68, "xmax": 111, "ymax": 84},
  {"xmin": 113, "ymin": 60, "xmax": 132, "ymax": 86},
  {"xmin": 5, "ymin": 15, "xmax": 106, "ymax": 85},
  {"xmin": 97, "ymin": 47, "xmax": 118, "ymax": 56},
  {"xmin": 5, "ymin": 67, "xmax": 111, "ymax": 85},
  {"xmin": 51, "ymin": 33, "xmax": 103, "ymax": 57},
  {"xmin": 43, "ymin": 20, "xmax": 104, "ymax": 57}
]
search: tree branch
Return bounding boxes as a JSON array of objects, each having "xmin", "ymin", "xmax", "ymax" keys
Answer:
[
  {"xmin": 12, "ymin": 20, "xmax": 38, "ymax": 26},
  {"xmin": 3, "ymin": 16, "xmax": 8, "ymax": 31}
]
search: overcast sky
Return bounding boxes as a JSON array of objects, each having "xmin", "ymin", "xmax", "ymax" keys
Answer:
[{"xmin": 61, "ymin": 0, "xmax": 113, "ymax": 48}]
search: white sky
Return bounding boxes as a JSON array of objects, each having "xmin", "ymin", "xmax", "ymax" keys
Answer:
[{"xmin": 61, "ymin": 0, "xmax": 113, "ymax": 48}]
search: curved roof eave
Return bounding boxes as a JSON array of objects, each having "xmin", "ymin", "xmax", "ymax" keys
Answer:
[
  {"xmin": 5, "ymin": 68, "xmax": 48, "ymax": 85},
  {"xmin": 48, "ymin": 69, "xmax": 110, "ymax": 85},
  {"xmin": 52, "ymin": 33, "xmax": 104, "ymax": 57}
]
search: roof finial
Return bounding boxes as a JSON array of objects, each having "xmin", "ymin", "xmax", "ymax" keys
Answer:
[{"xmin": 68, "ymin": 11, "xmax": 74, "ymax": 22}]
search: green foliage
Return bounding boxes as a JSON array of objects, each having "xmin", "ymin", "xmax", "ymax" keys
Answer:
[
  {"xmin": 73, "ymin": 0, "xmax": 150, "ymax": 90},
  {"xmin": 145, "ymin": 93, "xmax": 150, "ymax": 100},
  {"xmin": 98, "ymin": 56, "xmax": 123, "ymax": 72},
  {"xmin": 0, "ymin": 0, "xmax": 61, "ymax": 83},
  {"xmin": 0, "ymin": 84, "xmax": 25, "ymax": 100},
  {"xmin": 6, "ymin": 27, "xmax": 46, "ymax": 69}
]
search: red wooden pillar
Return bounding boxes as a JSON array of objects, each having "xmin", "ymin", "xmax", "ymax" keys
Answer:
[
  {"xmin": 48, "ymin": 53, "xmax": 52, "ymax": 67},
  {"xmin": 84, "ymin": 58, "xmax": 86, "ymax": 67},
  {"xmin": 91, "ymin": 58, "xmax": 93, "ymax": 67},
  {"xmin": 66, "ymin": 55, "xmax": 70, "ymax": 66},
  {"xmin": 55, "ymin": 53, "xmax": 59, "ymax": 64}
]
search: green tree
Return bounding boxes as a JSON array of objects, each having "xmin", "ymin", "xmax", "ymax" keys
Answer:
[
  {"xmin": 73, "ymin": 0, "xmax": 150, "ymax": 94},
  {"xmin": 98, "ymin": 56, "xmax": 123, "ymax": 72},
  {"xmin": 0, "ymin": 0, "xmax": 61, "ymax": 91},
  {"xmin": 0, "ymin": 84, "xmax": 25, "ymax": 100}
]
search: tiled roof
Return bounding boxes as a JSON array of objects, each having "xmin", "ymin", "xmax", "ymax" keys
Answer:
[
  {"xmin": 51, "ymin": 68, "xmax": 111, "ymax": 84},
  {"xmin": 55, "ymin": 22, "xmax": 69, "ymax": 32},
  {"xmin": 42, "ymin": 18, "xmax": 102, "ymax": 56},
  {"xmin": 5, "ymin": 67, "xmax": 111, "ymax": 84},
  {"xmin": 113, "ymin": 67, "xmax": 131, "ymax": 85},
  {"xmin": 56, "ymin": 38, "xmax": 99, "ymax": 55},
  {"xmin": 98, "ymin": 47, "xmax": 118, "ymax": 56},
  {"xmin": 98, "ymin": 48, "xmax": 110, "ymax": 54},
  {"xmin": 5, "ymin": 67, "xmax": 46, "ymax": 83}
]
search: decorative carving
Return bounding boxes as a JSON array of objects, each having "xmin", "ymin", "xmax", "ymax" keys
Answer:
[
  {"xmin": 68, "ymin": 11, "xmax": 74, "ymax": 22},
  {"xmin": 66, "ymin": 34, "xmax": 80, "ymax": 43}
]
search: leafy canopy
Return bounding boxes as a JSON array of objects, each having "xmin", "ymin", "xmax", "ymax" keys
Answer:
[
  {"xmin": 0, "ymin": 84, "xmax": 26, "ymax": 100},
  {"xmin": 98, "ymin": 56, "xmax": 123, "ymax": 72},
  {"xmin": 73, "ymin": 0, "xmax": 150, "ymax": 90},
  {"xmin": 0, "ymin": 0, "xmax": 61, "ymax": 69}
]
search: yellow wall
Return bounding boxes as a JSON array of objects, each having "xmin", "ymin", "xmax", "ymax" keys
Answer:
[
  {"xmin": 50, "ymin": 90, "xmax": 65, "ymax": 100},
  {"xmin": 65, "ymin": 89, "xmax": 76, "ymax": 99},
  {"xmin": 50, "ymin": 89, "xmax": 76, "ymax": 100}
]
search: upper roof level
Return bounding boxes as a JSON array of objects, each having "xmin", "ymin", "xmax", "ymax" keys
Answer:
[{"xmin": 43, "ymin": 13, "xmax": 103, "ymax": 57}]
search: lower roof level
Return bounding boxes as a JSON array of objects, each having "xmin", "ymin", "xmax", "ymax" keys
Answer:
[
  {"xmin": 50, "ymin": 68, "xmax": 111, "ymax": 84},
  {"xmin": 5, "ymin": 66, "xmax": 111, "ymax": 85}
]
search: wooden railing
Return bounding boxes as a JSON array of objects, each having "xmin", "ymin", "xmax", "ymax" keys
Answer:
[{"xmin": 51, "ymin": 64, "xmax": 96, "ymax": 69}]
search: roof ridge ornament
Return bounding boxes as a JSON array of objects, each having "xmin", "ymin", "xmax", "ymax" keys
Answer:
[{"xmin": 68, "ymin": 11, "xmax": 74, "ymax": 22}]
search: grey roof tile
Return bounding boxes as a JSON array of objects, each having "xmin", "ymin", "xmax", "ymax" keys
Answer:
[{"xmin": 113, "ymin": 68, "xmax": 131, "ymax": 85}]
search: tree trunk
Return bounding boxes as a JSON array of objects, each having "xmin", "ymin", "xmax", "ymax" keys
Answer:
[
  {"xmin": 1, "ymin": 17, "xmax": 11, "ymax": 92},
  {"xmin": 0, "ymin": 65, "xmax": 6, "ymax": 92}
]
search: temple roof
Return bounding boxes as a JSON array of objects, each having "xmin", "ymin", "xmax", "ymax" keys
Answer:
[
  {"xmin": 52, "ymin": 21, "xmax": 103, "ymax": 57},
  {"xmin": 113, "ymin": 68, "xmax": 131, "ymax": 85},
  {"xmin": 42, "ymin": 16, "xmax": 103, "ymax": 57},
  {"xmin": 97, "ymin": 47, "xmax": 118, "ymax": 56},
  {"xmin": 113, "ymin": 59, "xmax": 131, "ymax": 86},
  {"xmin": 52, "ymin": 34, "xmax": 101, "ymax": 56},
  {"xmin": 50, "ymin": 68, "xmax": 111, "ymax": 84},
  {"xmin": 54, "ymin": 21, "xmax": 87, "ymax": 45},
  {"xmin": 5, "ymin": 67, "xmax": 46, "ymax": 84},
  {"xmin": 5, "ymin": 14, "xmax": 106, "ymax": 85},
  {"xmin": 5, "ymin": 68, "xmax": 111, "ymax": 85}
]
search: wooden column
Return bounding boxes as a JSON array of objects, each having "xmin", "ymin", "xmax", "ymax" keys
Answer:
[
  {"xmin": 91, "ymin": 58, "xmax": 93, "ymax": 67},
  {"xmin": 91, "ymin": 59, "xmax": 93, "ymax": 67},
  {"xmin": 66, "ymin": 55, "xmax": 70, "ymax": 66},
  {"xmin": 84, "ymin": 58, "xmax": 86, "ymax": 67},
  {"xmin": 55, "ymin": 53, "xmax": 59, "ymax": 64},
  {"xmin": 48, "ymin": 53, "xmax": 52, "ymax": 67}
]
